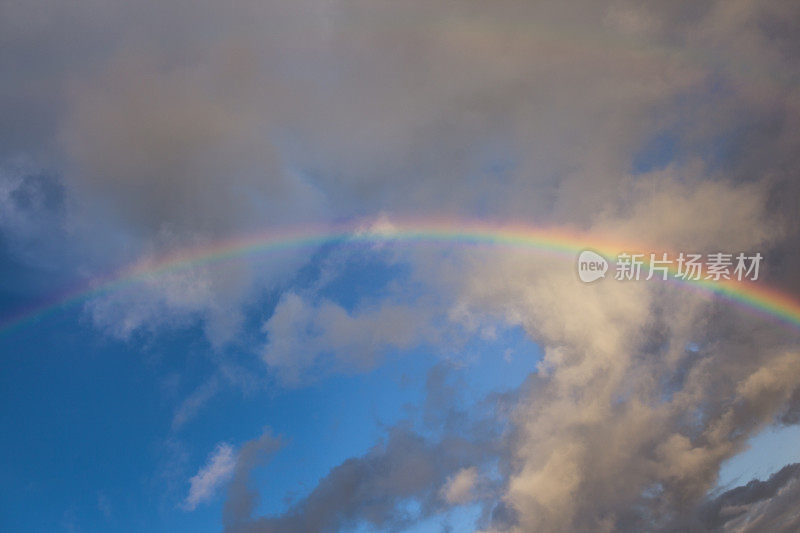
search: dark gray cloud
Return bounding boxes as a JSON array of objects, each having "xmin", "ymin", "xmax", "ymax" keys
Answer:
[
  {"xmin": 223, "ymin": 429, "xmax": 284, "ymax": 526},
  {"xmin": 4, "ymin": 0, "xmax": 800, "ymax": 341},
  {"xmin": 684, "ymin": 463, "xmax": 800, "ymax": 532},
  {"xmin": 224, "ymin": 428, "xmax": 474, "ymax": 533},
  {"xmin": 222, "ymin": 364, "xmax": 511, "ymax": 532}
]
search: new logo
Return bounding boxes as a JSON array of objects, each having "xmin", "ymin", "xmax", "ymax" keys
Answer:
[{"xmin": 577, "ymin": 250, "xmax": 608, "ymax": 283}]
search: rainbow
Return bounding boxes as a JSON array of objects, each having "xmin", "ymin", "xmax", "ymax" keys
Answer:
[{"xmin": 2, "ymin": 219, "xmax": 800, "ymax": 336}]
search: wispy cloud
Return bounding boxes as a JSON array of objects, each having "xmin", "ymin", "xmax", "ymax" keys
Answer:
[
  {"xmin": 171, "ymin": 378, "xmax": 220, "ymax": 432},
  {"xmin": 183, "ymin": 443, "xmax": 237, "ymax": 511}
]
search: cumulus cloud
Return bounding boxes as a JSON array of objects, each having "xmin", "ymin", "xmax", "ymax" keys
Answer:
[
  {"xmin": 261, "ymin": 292, "xmax": 436, "ymax": 383},
  {"xmin": 229, "ymin": 171, "xmax": 800, "ymax": 531},
  {"xmin": 84, "ymin": 257, "xmax": 256, "ymax": 346},
  {"xmin": 448, "ymin": 176, "xmax": 800, "ymax": 532}
]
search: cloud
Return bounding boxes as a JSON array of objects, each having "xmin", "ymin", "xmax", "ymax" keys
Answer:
[
  {"xmin": 237, "ymin": 171, "xmax": 798, "ymax": 531},
  {"xmin": 2, "ymin": 0, "xmax": 800, "ymax": 529},
  {"xmin": 222, "ymin": 363, "xmax": 509, "ymax": 532},
  {"xmin": 442, "ymin": 467, "xmax": 479, "ymax": 505},
  {"xmin": 261, "ymin": 292, "xmax": 435, "ymax": 383},
  {"xmin": 449, "ymin": 178, "xmax": 800, "ymax": 531},
  {"xmin": 223, "ymin": 428, "xmax": 486, "ymax": 533},
  {"xmin": 696, "ymin": 463, "xmax": 800, "ymax": 532},
  {"xmin": 0, "ymin": 0, "xmax": 721, "ymax": 341},
  {"xmin": 97, "ymin": 492, "xmax": 112, "ymax": 519},
  {"xmin": 223, "ymin": 428, "xmax": 284, "ymax": 525},
  {"xmin": 0, "ymin": 161, "xmax": 67, "ymax": 268},
  {"xmin": 4, "ymin": 0, "xmax": 798, "ymax": 345},
  {"xmin": 84, "ymin": 266, "xmax": 247, "ymax": 346},
  {"xmin": 171, "ymin": 377, "xmax": 220, "ymax": 432},
  {"xmin": 183, "ymin": 442, "xmax": 237, "ymax": 511}
]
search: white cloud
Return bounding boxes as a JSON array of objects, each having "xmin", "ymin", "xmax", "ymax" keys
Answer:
[
  {"xmin": 183, "ymin": 442, "xmax": 237, "ymax": 511},
  {"xmin": 441, "ymin": 466, "xmax": 479, "ymax": 505},
  {"xmin": 455, "ymin": 177, "xmax": 799, "ymax": 532}
]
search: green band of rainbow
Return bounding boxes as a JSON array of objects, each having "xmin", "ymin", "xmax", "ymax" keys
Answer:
[{"xmin": 2, "ymin": 220, "xmax": 800, "ymax": 336}]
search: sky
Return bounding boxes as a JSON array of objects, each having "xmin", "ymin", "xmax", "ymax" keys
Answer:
[{"xmin": 1, "ymin": 1, "xmax": 800, "ymax": 532}]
